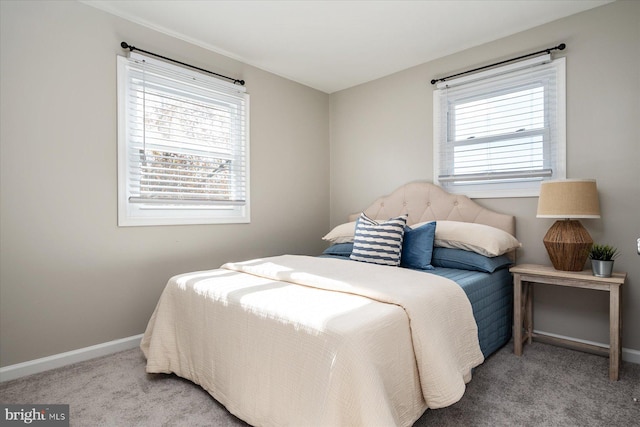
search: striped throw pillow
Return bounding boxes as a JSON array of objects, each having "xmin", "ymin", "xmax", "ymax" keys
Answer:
[{"xmin": 350, "ymin": 213, "xmax": 408, "ymax": 266}]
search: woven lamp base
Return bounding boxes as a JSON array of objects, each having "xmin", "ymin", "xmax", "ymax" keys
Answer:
[{"xmin": 543, "ymin": 220, "xmax": 593, "ymax": 271}]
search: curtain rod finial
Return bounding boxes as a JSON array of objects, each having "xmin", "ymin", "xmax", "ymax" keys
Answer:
[{"xmin": 558, "ymin": 43, "xmax": 566, "ymax": 50}]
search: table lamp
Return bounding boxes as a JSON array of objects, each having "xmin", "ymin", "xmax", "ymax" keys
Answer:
[{"xmin": 536, "ymin": 179, "xmax": 601, "ymax": 271}]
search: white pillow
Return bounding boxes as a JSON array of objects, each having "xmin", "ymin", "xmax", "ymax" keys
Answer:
[
  {"xmin": 322, "ymin": 221, "xmax": 356, "ymax": 244},
  {"xmin": 434, "ymin": 220, "xmax": 521, "ymax": 257}
]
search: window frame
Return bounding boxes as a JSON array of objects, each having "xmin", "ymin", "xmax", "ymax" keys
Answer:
[
  {"xmin": 117, "ymin": 53, "xmax": 250, "ymax": 226},
  {"xmin": 433, "ymin": 57, "xmax": 566, "ymax": 198}
]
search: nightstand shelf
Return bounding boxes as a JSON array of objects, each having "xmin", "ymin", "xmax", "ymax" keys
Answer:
[{"xmin": 510, "ymin": 264, "xmax": 626, "ymax": 381}]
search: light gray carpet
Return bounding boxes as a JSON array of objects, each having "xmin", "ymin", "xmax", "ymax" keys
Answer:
[{"xmin": 1, "ymin": 341, "xmax": 638, "ymax": 426}]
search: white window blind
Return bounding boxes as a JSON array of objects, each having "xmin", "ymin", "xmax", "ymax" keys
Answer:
[
  {"xmin": 433, "ymin": 57, "xmax": 565, "ymax": 198},
  {"xmin": 117, "ymin": 52, "xmax": 249, "ymax": 225}
]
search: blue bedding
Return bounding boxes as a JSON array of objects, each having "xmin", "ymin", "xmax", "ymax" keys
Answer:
[{"xmin": 430, "ymin": 267, "xmax": 512, "ymax": 358}]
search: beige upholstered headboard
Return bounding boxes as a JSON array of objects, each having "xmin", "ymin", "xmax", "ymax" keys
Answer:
[{"xmin": 348, "ymin": 181, "xmax": 516, "ymax": 237}]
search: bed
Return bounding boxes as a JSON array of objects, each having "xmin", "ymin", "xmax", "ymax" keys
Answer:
[{"xmin": 140, "ymin": 182, "xmax": 519, "ymax": 427}]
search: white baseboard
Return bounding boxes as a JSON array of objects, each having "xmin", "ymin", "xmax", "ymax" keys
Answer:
[
  {"xmin": 533, "ymin": 329, "xmax": 640, "ymax": 365},
  {"xmin": 0, "ymin": 334, "xmax": 143, "ymax": 383},
  {"xmin": 2, "ymin": 330, "xmax": 638, "ymax": 383}
]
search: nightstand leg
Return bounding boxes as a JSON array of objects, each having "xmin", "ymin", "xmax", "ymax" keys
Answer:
[
  {"xmin": 513, "ymin": 274, "xmax": 523, "ymax": 356},
  {"xmin": 525, "ymin": 283, "xmax": 533, "ymax": 344},
  {"xmin": 610, "ymin": 285, "xmax": 621, "ymax": 381}
]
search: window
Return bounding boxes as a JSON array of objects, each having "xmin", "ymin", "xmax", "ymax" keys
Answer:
[
  {"xmin": 117, "ymin": 52, "xmax": 249, "ymax": 226},
  {"xmin": 433, "ymin": 56, "xmax": 565, "ymax": 198}
]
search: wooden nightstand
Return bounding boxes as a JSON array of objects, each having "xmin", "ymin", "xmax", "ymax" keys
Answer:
[{"xmin": 510, "ymin": 264, "xmax": 626, "ymax": 381}]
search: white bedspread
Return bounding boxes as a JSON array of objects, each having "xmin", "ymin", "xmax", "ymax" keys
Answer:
[{"xmin": 141, "ymin": 255, "xmax": 484, "ymax": 427}]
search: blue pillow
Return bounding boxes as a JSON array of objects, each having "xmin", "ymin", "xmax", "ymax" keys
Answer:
[
  {"xmin": 322, "ymin": 242, "xmax": 354, "ymax": 257},
  {"xmin": 401, "ymin": 221, "xmax": 436, "ymax": 270},
  {"xmin": 350, "ymin": 213, "xmax": 407, "ymax": 266},
  {"xmin": 431, "ymin": 247, "xmax": 512, "ymax": 273}
]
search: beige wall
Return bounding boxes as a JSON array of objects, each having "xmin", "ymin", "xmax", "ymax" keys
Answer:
[
  {"xmin": 331, "ymin": 1, "xmax": 640, "ymax": 354},
  {"xmin": 0, "ymin": 1, "xmax": 329, "ymax": 366},
  {"xmin": 1, "ymin": 0, "xmax": 638, "ymax": 368}
]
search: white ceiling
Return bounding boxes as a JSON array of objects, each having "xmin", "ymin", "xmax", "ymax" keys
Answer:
[{"xmin": 85, "ymin": 0, "xmax": 612, "ymax": 93}]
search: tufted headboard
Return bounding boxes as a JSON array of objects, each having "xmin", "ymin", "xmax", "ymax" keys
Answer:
[{"xmin": 348, "ymin": 181, "xmax": 516, "ymax": 237}]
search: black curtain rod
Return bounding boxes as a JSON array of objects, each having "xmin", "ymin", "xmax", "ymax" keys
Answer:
[
  {"xmin": 120, "ymin": 41, "xmax": 245, "ymax": 86},
  {"xmin": 430, "ymin": 43, "xmax": 565, "ymax": 85}
]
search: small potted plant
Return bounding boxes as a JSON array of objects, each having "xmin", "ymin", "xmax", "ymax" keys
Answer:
[{"xmin": 589, "ymin": 244, "xmax": 619, "ymax": 277}]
